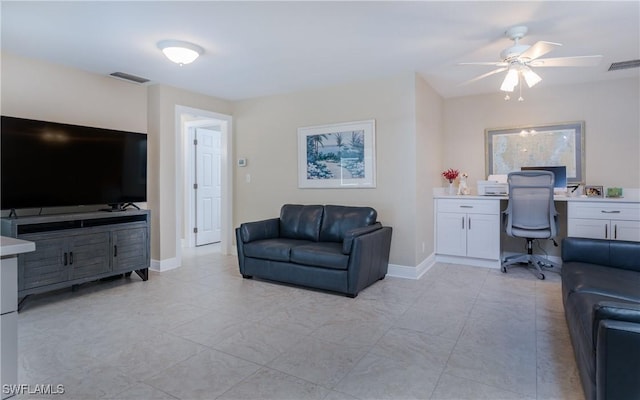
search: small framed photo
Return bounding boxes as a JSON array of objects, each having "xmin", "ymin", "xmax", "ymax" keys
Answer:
[
  {"xmin": 585, "ymin": 185, "xmax": 603, "ymax": 198},
  {"xmin": 606, "ymin": 187, "xmax": 623, "ymax": 198}
]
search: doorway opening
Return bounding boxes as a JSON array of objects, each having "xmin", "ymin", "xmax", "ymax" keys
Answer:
[{"xmin": 176, "ymin": 106, "xmax": 232, "ymax": 257}]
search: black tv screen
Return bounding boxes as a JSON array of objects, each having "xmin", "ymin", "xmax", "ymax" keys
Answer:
[{"xmin": 1, "ymin": 116, "xmax": 147, "ymax": 210}]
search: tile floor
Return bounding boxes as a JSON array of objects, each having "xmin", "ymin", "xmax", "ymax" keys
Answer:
[{"xmin": 16, "ymin": 245, "xmax": 583, "ymax": 400}]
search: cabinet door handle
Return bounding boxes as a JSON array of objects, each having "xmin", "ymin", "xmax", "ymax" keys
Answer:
[
  {"xmin": 459, "ymin": 205, "xmax": 473, "ymax": 208},
  {"xmin": 605, "ymin": 224, "xmax": 608, "ymax": 239},
  {"xmin": 69, "ymin": 252, "xmax": 73, "ymax": 265},
  {"xmin": 614, "ymin": 224, "xmax": 617, "ymax": 239},
  {"xmin": 114, "ymin": 245, "xmax": 118, "ymax": 257},
  {"xmin": 468, "ymin": 217, "xmax": 471, "ymax": 230},
  {"xmin": 601, "ymin": 210, "xmax": 621, "ymax": 214},
  {"xmin": 461, "ymin": 217, "xmax": 465, "ymax": 229},
  {"xmin": 63, "ymin": 252, "xmax": 68, "ymax": 266}
]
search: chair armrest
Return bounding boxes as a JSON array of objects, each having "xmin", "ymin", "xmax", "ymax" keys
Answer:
[
  {"xmin": 342, "ymin": 222, "xmax": 382, "ymax": 254},
  {"xmin": 596, "ymin": 319, "xmax": 640, "ymax": 400},
  {"xmin": 238, "ymin": 218, "xmax": 280, "ymax": 243},
  {"xmin": 592, "ymin": 301, "xmax": 640, "ymax": 350}
]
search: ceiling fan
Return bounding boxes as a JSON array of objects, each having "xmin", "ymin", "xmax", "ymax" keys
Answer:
[{"xmin": 460, "ymin": 26, "xmax": 602, "ymax": 97}]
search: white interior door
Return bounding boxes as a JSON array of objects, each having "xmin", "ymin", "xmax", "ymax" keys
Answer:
[{"xmin": 195, "ymin": 127, "xmax": 221, "ymax": 246}]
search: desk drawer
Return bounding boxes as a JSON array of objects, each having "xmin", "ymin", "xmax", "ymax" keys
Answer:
[
  {"xmin": 437, "ymin": 199, "xmax": 499, "ymax": 214},
  {"xmin": 568, "ymin": 202, "xmax": 640, "ymax": 221}
]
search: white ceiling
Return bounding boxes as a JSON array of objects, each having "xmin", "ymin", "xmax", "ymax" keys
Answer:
[{"xmin": 2, "ymin": 1, "xmax": 639, "ymax": 101}]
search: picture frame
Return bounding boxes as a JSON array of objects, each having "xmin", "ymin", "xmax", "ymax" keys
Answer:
[
  {"xmin": 298, "ymin": 120, "xmax": 376, "ymax": 188},
  {"xmin": 606, "ymin": 187, "xmax": 623, "ymax": 198},
  {"xmin": 485, "ymin": 121, "xmax": 585, "ymax": 184},
  {"xmin": 585, "ymin": 185, "xmax": 603, "ymax": 198}
]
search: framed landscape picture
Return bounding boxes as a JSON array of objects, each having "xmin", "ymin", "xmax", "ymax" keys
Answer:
[{"xmin": 298, "ymin": 120, "xmax": 376, "ymax": 188}]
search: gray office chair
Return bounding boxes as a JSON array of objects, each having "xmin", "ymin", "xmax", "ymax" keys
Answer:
[{"xmin": 502, "ymin": 170, "xmax": 559, "ymax": 280}]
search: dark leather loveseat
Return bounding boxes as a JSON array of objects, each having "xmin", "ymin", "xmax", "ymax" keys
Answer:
[
  {"xmin": 236, "ymin": 204, "xmax": 392, "ymax": 297},
  {"xmin": 561, "ymin": 237, "xmax": 640, "ymax": 400}
]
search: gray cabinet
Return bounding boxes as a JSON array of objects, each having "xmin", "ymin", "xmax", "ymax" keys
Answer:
[
  {"xmin": 1, "ymin": 210, "xmax": 150, "ymax": 298},
  {"xmin": 112, "ymin": 226, "xmax": 148, "ymax": 273}
]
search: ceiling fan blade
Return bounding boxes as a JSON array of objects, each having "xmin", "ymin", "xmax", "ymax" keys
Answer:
[
  {"xmin": 458, "ymin": 67, "xmax": 508, "ymax": 86},
  {"xmin": 519, "ymin": 41, "xmax": 562, "ymax": 61},
  {"xmin": 529, "ymin": 55, "xmax": 603, "ymax": 67},
  {"xmin": 458, "ymin": 62, "xmax": 508, "ymax": 67}
]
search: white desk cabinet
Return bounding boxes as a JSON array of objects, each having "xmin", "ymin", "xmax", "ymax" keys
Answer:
[
  {"xmin": 436, "ymin": 198, "xmax": 500, "ymax": 265},
  {"xmin": 568, "ymin": 201, "xmax": 640, "ymax": 242}
]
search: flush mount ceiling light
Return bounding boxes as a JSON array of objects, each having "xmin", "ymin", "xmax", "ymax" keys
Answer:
[{"xmin": 157, "ymin": 40, "xmax": 204, "ymax": 66}]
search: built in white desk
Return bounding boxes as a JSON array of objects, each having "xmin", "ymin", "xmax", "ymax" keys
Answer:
[
  {"xmin": 1, "ymin": 237, "xmax": 35, "ymax": 399},
  {"xmin": 434, "ymin": 191, "xmax": 640, "ymax": 268}
]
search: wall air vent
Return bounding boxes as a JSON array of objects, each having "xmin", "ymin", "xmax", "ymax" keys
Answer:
[
  {"xmin": 608, "ymin": 59, "xmax": 640, "ymax": 71},
  {"xmin": 109, "ymin": 72, "xmax": 150, "ymax": 84}
]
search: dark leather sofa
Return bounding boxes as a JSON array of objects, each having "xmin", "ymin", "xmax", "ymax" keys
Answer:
[
  {"xmin": 561, "ymin": 237, "xmax": 640, "ymax": 400},
  {"xmin": 236, "ymin": 204, "xmax": 392, "ymax": 297}
]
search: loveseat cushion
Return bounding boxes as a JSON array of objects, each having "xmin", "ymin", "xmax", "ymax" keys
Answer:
[
  {"xmin": 562, "ymin": 262, "xmax": 640, "ymax": 303},
  {"xmin": 562, "ymin": 238, "xmax": 640, "ymax": 273},
  {"xmin": 280, "ymin": 204, "xmax": 324, "ymax": 242},
  {"xmin": 290, "ymin": 242, "xmax": 349, "ymax": 270},
  {"xmin": 319, "ymin": 205, "xmax": 377, "ymax": 242},
  {"xmin": 243, "ymin": 239, "xmax": 311, "ymax": 262}
]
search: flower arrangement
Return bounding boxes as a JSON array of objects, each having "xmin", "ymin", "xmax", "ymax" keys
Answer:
[{"xmin": 442, "ymin": 168, "xmax": 459, "ymax": 183}]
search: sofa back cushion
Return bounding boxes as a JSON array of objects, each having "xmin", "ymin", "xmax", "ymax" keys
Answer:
[
  {"xmin": 320, "ymin": 205, "xmax": 377, "ymax": 242},
  {"xmin": 280, "ymin": 204, "xmax": 324, "ymax": 241},
  {"xmin": 562, "ymin": 237, "xmax": 640, "ymax": 273}
]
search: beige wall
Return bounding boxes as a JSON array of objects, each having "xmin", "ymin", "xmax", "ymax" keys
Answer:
[
  {"xmin": 443, "ymin": 77, "xmax": 639, "ymax": 258},
  {"xmin": 233, "ymin": 73, "xmax": 424, "ymax": 267},
  {"xmin": 415, "ymin": 74, "xmax": 443, "ymax": 264},
  {"xmin": 1, "ymin": 52, "xmax": 147, "ymax": 132},
  {"xmin": 146, "ymin": 84, "xmax": 232, "ymax": 263},
  {"xmin": 442, "ymin": 77, "xmax": 640, "ymax": 189},
  {"xmin": 0, "ymin": 53, "xmax": 234, "ymax": 264},
  {"xmin": 4, "ymin": 51, "xmax": 637, "ymax": 268}
]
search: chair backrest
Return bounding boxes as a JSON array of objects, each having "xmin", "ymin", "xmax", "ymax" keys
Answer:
[{"xmin": 504, "ymin": 171, "xmax": 558, "ymax": 237}]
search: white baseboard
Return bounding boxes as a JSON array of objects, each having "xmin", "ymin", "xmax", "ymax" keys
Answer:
[
  {"xmin": 387, "ymin": 253, "xmax": 436, "ymax": 280},
  {"xmin": 435, "ymin": 254, "xmax": 502, "ymax": 269},
  {"xmin": 150, "ymin": 257, "xmax": 180, "ymax": 272}
]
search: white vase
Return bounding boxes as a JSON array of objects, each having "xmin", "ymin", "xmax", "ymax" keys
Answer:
[{"xmin": 448, "ymin": 181, "xmax": 455, "ymax": 195}]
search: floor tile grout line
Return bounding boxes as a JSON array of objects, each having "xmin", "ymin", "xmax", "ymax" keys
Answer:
[{"xmin": 427, "ymin": 264, "xmax": 491, "ymax": 399}]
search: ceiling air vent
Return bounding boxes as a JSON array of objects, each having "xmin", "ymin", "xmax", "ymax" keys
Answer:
[
  {"xmin": 109, "ymin": 72, "xmax": 150, "ymax": 84},
  {"xmin": 608, "ymin": 59, "xmax": 640, "ymax": 71}
]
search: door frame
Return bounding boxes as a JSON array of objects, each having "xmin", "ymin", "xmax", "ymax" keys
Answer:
[{"xmin": 176, "ymin": 105, "xmax": 232, "ymax": 255}]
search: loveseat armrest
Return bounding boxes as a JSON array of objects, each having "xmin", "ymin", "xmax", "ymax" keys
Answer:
[
  {"xmin": 592, "ymin": 301, "xmax": 640, "ymax": 350},
  {"xmin": 238, "ymin": 218, "xmax": 280, "ymax": 243},
  {"xmin": 342, "ymin": 222, "xmax": 382, "ymax": 254},
  {"xmin": 596, "ymin": 319, "xmax": 640, "ymax": 400},
  {"xmin": 346, "ymin": 226, "xmax": 392, "ymax": 296}
]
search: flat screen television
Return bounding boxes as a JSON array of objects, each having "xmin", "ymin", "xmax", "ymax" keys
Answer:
[{"xmin": 1, "ymin": 115, "xmax": 147, "ymax": 210}]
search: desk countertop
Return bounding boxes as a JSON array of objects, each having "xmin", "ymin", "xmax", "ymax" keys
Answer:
[
  {"xmin": 0, "ymin": 236, "xmax": 35, "ymax": 258},
  {"xmin": 434, "ymin": 188, "xmax": 640, "ymax": 203}
]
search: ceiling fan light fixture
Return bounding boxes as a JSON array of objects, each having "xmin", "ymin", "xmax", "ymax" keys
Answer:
[
  {"xmin": 500, "ymin": 69, "xmax": 519, "ymax": 92},
  {"xmin": 158, "ymin": 40, "xmax": 204, "ymax": 65},
  {"xmin": 523, "ymin": 68, "xmax": 542, "ymax": 88}
]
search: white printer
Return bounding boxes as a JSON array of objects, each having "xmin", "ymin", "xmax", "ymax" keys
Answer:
[{"xmin": 477, "ymin": 174, "xmax": 509, "ymax": 196}]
